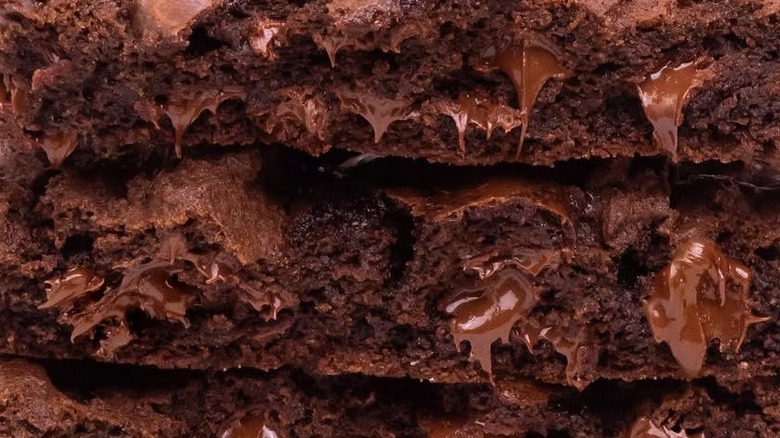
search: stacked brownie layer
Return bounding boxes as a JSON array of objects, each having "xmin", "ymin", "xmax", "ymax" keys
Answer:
[{"xmin": 2, "ymin": 0, "xmax": 780, "ymax": 436}]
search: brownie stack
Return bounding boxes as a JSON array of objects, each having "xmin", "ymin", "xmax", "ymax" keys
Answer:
[{"xmin": 2, "ymin": 0, "xmax": 780, "ymax": 436}]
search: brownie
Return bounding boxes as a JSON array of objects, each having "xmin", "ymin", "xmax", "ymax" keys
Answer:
[
  {"xmin": 2, "ymin": 0, "xmax": 780, "ymax": 166},
  {"xmin": 3, "ymin": 0, "xmax": 780, "ymax": 436}
]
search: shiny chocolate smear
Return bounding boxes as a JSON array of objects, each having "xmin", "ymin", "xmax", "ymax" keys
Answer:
[
  {"xmin": 644, "ymin": 237, "xmax": 770, "ymax": 377},
  {"xmin": 626, "ymin": 417, "xmax": 700, "ymax": 438},
  {"xmin": 518, "ymin": 317, "xmax": 590, "ymax": 389},
  {"xmin": 219, "ymin": 411, "xmax": 280, "ymax": 438},
  {"xmin": 133, "ymin": 0, "xmax": 217, "ymax": 38},
  {"xmin": 637, "ymin": 62, "xmax": 707, "ymax": 161},
  {"xmin": 337, "ymin": 90, "xmax": 415, "ymax": 143},
  {"xmin": 445, "ymin": 268, "xmax": 538, "ymax": 378},
  {"xmin": 463, "ymin": 249, "xmax": 561, "ymax": 280},
  {"xmin": 40, "ymin": 132, "xmax": 78, "ymax": 168},
  {"xmin": 67, "ymin": 259, "xmax": 197, "ymax": 343},
  {"xmin": 162, "ymin": 87, "xmax": 246, "ymax": 158},
  {"xmin": 436, "ymin": 94, "xmax": 523, "ymax": 154},
  {"xmin": 482, "ymin": 40, "xmax": 565, "ymax": 157},
  {"xmin": 40, "ymin": 267, "xmax": 105, "ymax": 310}
]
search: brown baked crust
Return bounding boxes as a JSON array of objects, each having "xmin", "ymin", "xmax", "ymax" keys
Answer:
[{"xmin": 2, "ymin": 0, "xmax": 780, "ymax": 166}]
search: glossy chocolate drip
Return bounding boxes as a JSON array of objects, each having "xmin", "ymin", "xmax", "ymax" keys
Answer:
[
  {"xmin": 385, "ymin": 177, "xmax": 573, "ymax": 226},
  {"xmin": 436, "ymin": 95, "xmax": 523, "ymax": 154},
  {"xmin": 518, "ymin": 317, "xmax": 590, "ymax": 389},
  {"xmin": 162, "ymin": 87, "xmax": 246, "ymax": 158},
  {"xmin": 313, "ymin": 33, "xmax": 350, "ymax": 68},
  {"xmin": 644, "ymin": 237, "xmax": 770, "ymax": 377},
  {"xmin": 337, "ymin": 90, "xmax": 415, "ymax": 143},
  {"xmin": 39, "ymin": 132, "xmax": 78, "ymax": 168},
  {"xmin": 482, "ymin": 40, "xmax": 565, "ymax": 157},
  {"xmin": 637, "ymin": 62, "xmax": 709, "ymax": 161},
  {"xmin": 40, "ymin": 267, "xmax": 104, "ymax": 310},
  {"xmin": 463, "ymin": 249, "xmax": 561, "ymax": 279},
  {"xmin": 133, "ymin": 0, "xmax": 217, "ymax": 38},
  {"xmin": 626, "ymin": 418, "xmax": 700, "ymax": 438},
  {"xmin": 239, "ymin": 284, "xmax": 289, "ymax": 320},
  {"xmin": 445, "ymin": 259, "xmax": 552, "ymax": 378},
  {"xmin": 219, "ymin": 411, "xmax": 280, "ymax": 438}
]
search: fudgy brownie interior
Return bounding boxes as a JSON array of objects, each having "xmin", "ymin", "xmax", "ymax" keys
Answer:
[{"xmin": 3, "ymin": 0, "xmax": 780, "ymax": 437}]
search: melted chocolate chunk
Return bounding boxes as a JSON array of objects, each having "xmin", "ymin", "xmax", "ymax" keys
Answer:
[
  {"xmin": 385, "ymin": 177, "xmax": 573, "ymax": 226},
  {"xmin": 480, "ymin": 39, "xmax": 566, "ymax": 156},
  {"xmin": 625, "ymin": 417, "xmax": 701, "ymax": 438},
  {"xmin": 250, "ymin": 21, "xmax": 285, "ymax": 59},
  {"xmin": 66, "ymin": 259, "xmax": 197, "ymax": 345},
  {"xmin": 40, "ymin": 267, "xmax": 105, "ymax": 310},
  {"xmin": 238, "ymin": 284, "xmax": 290, "ymax": 321},
  {"xmin": 637, "ymin": 62, "xmax": 712, "ymax": 161},
  {"xmin": 644, "ymin": 237, "xmax": 770, "ymax": 377},
  {"xmin": 337, "ymin": 90, "xmax": 415, "ymax": 143},
  {"xmin": 218, "ymin": 411, "xmax": 280, "ymax": 438},
  {"xmin": 39, "ymin": 132, "xmax": 78, "ymax": 168},
  {"xmin": 445, "ymin": 268, "xmax": 538, "ymax": 377},
  {"xmin": 434, "ymin": 94, "xmax": 523, "ymax": 154},
  {"xmin": 462, "ymin": 249, "xmax": 561, "ymax": 279},
  {"xmin": 161, "ymin": 87, "xmax": 246, "ymax": 158}
]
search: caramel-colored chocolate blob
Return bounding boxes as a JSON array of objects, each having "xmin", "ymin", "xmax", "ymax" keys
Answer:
[
  {"xmin": 313, "ymin": 33, "xmax": 349, "ymax": 68},
  {"xmin": 67, "ymin": 259, "xmax": 197, "ymax": 343},
  {"xmin": 482, "ymin": 40, "xmax": 565, "ymax": 157},
  {"xmin": 40, "ymin": 267, "xmax": 105, "ymax": 310},
  {"xmin": 445, "ymin": 268, "xmax": 538, "ymax": 377},
  {"xmin": 519, "ymin": 318, "xmax": 590, "ymax": 389},
  {"xmin": 40, "ymin": 132, "xmax": 78, "ymax": 168},
  {"xmin": 337, "ymin": 90, "xmax": 415, "ymax": 143},
  {"xmin": 162, "ymin": 87, "xmax": 246, "ymax": 158},
  {"xmin": 219, "ymin": 411, "xmax": 280, "ymax": 438},
  {"xmin": 134, "ymin": 0, "xmax": 218, "ymax": 38},
  {"xmin": 637, "ymin": 62, "xmax": 709, "ymax": 160},
  {"xmin": 644, "ymin": 237, "xmax": 770, "ymax": 377},
  {"xmin": 626, "ymin": 418, "xmax": 700, "ymax": 438},
  {"xmin": 436, "ymin": 94, "xmax": 523, "ymax": 154},
  {"xmin": 463, "ymin": 249, "xmax": 561, "ymax": 280},
  {"xmin": 250, "ymin": 22, "xmax": 285, "ymax": 59}
]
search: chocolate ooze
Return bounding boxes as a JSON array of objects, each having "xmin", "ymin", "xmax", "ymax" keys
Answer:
[{"xmin": 644, "ymin": 237, "xmax": 769, "ymax": 377}]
